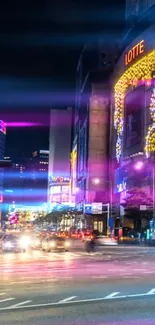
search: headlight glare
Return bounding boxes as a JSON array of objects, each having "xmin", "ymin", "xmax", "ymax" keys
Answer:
[
  {"xmin": 3, "ymin": 241, "xmax": 13, "ymax": 248},
  {"xmin": 19, "ymin": 236, "xmax": 31, "ymax": 248},
  {"xmin": 65, "ymin": 241, "xmax": 70, "ymax": 247}
]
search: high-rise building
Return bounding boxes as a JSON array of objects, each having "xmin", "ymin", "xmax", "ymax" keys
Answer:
[
  {"xmin": 48, "ymin": 108, "xmax": 72, "ymax": 211},
  {"xmin": 3, "ymin": 151, "xmax": 49, "ymax": 218},
  {"xmin": 31, "ymin": 149, "xmax": 49, "ymax": 203},
  {"xmin": 0, "ymin": 121, "xmax": 6, "ymax": 224},
  {"xmin": 111, "ymin": 2, "xmax": 155, "ymax": 232},
  {"xmin": 0, "ymin": 121, "xmax": 6, "ymax": 159},
  {"xmin": 3, "ymin": 157, "xmax": 27, "ymax": 209},
  {"xmin": 72, "ymin": 42, "xmax": 119, "ymax": 233}
]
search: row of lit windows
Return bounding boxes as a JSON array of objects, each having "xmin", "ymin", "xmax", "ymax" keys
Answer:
[
  {"xmin": 39, "ymin": 161, "xmax": 48, "ymax": 164},
  {"xmin": 39, "ymin": 168, "xmax": 46, "ymax": 171}
]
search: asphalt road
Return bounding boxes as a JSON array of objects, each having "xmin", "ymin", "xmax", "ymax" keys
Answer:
[
  {"xmin": 1, "ymin": 298, "xmax": 155, "ymax": 325},
  {"xmin": 0, "ymin": 241, "xmax": 155, "ymax": 324}
]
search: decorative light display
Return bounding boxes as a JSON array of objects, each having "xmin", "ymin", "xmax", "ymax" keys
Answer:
[
  {"xmin": 145, "ymin": 123, "xmax": 155, "ymax": 158},
  {"xmin": 150, "ymin": 87, "xmax": 155, "ymax": 121},
  {"xmin": 114, "ymin": 50, "xmax": 155, "ymax": 161},
  {"xmin": 145, "ymin": 87, "xmax": 155, "ymax": 157},
  {"xmin": 116, "ymin": 136, "xmax": 122, "ymax": 162},
  {"xmin": 70, "ymin": 147, "xmax": 77, "ymax": 195}
]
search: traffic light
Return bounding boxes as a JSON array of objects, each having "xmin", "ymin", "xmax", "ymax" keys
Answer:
[{"xmin": 0, "ymin": 160, "xmax": 12, "ymax": 168}]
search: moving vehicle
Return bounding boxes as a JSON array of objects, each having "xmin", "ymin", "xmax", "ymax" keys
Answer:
[
  {"xmin": 95, "ymin": 235, "xmax": 118, "ymax": 246},
  {"xmin": 85, "ymin": 237, "xmax": 95, "ymax": 252},
  {"xmin": 2, "ymin": 234, "xmax": 31, "ymax": 252},
  {"xmin": 31, "ymin": 234, "xmax": 47, "ymax": 250},
  {"xmin": 0, "ymin": 233, "xmax": 5, "ymax": 248},
  {"xmin": 42, "ymin": 236, "xmax": 70, "ymax": 252},
  {"xmin": 82, "ymin": 230, "xmax": 92, "ymax": 242}
]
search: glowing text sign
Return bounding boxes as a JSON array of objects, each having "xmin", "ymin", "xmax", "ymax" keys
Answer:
[
  {"xmin": 51, "ymin": 176, "xmax": 70, "ymax": 183},
  {"xmin": 125, "ymin": 40, "xmax": 144, "ymax": 66}
]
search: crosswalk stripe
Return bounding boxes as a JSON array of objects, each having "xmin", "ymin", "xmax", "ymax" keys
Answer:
[
  {"xmin": 104, "ymin": 292, "xmax": 120, "ymax": 299},
  {"xmin": 8, "ymin": 300, "xmax": 32, "ymax": 308},
  {"xmin": 0, "ymin": 298, "xmax": 15, "ymax": 303}
]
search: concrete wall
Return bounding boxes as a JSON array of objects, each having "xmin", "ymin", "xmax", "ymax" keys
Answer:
[{"xmin": 86, "ymin": 84, "xmax": 110, "ymax": 203}]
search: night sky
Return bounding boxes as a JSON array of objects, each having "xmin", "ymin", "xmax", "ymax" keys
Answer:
[{"xmin": 0, "ymin": 0, "xmax": 125, "ymax": 158}]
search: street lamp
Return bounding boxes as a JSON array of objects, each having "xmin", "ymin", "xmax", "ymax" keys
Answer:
[
  {"xmin": 92, "ymin": 178, "xmax": 100, "ymax": 185},
  {"xmin": 134, "ymin": 161, "xmax": 143, "ymax": 170}
]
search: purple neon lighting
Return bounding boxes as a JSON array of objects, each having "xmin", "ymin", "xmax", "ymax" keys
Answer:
[
  {"xmin": 6, "ymin": 122, "xmax": 41, "ymax": 127},
  {"xmin": 0, "ymin": 120, "xmax": 6, "ymax": 134}
]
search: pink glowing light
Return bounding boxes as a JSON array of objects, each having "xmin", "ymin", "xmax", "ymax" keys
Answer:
[
  {"xmin": 146, "ymin": 80, "xmax": 151, "ymax": 86},
  {"xmin": 6, "ymin": 122, "xmax": 42, "ymax": 127},
  {"xmin": 134, "ymin": 161, "xmax": 143, "ymax": 170},
  {"xmin": 93, "ymin": 178, "xmax": 100, "ymax": 184}
]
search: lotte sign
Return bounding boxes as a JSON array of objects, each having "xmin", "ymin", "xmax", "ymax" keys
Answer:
[{"xmin": 125, "ymin": 40, "xmax": 144, "ymax": 66}]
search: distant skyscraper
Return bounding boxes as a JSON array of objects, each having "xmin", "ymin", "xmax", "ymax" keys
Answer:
[
  {"xmin": 0, "ymin": 121, "xmax": 6, "ymax": 225},
  {"xmin": 48, "ymin": 108, "xmax": 72, "ymax": 210},
  {"xmin": 31, "ymin": 149, "xmax": 49, "ymax": 203},
  {"xmin": 0, "ymin": 121, "xmax": 6, "ymax": 159}
]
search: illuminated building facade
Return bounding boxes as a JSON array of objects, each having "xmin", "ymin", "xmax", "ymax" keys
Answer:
[
  {"xmin": 31, "ymin": 149, "xmax": 49, "ymax": 203},
  {"xmin": 48, "ymin": 108, "xmax": 72, "ymax": 210},
  {"xmin": 48, "ymin": 176, "xmax": 71, "ymax": 210},
  {"xmin": 0, "ymin": 121, "xmax": 6, "ymax": 223},
  {"xmin": 72, "ymin": 42, "xmax": 119, "ymax": 233},
  {"xmin": 111, "ymin": 3, "xmax": 155, "ymax": 229}
]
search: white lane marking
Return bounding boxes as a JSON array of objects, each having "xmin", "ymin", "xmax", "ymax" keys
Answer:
[
  {"xmin": 123, "ymin": 276, "xmax": 141, "ymax": 279},
  {"xmin": 147, "ymin": 289, "xmax": 155, "ymax": 295},
  {"xmin": 58, "ymin": 296, "xmax": 77, "ymax": 303},
  {"xmin": 92, "ymin": 276, "xmax": 108, "ymax": 279},
  {"xmin": 0, "ymin": 298, "xmax": 15, "ymax": 303},
  {"xmin": 134, "ymin": 269, "xmax": 147, "ymax": 271},
  {"xmin": 8, "ymin": 300, "xmax": 32, "ymax": 308},
  {"xmin": 0, "ymin": 291, "xmax": 155, "ymax": 310},
  {"xmin": 142, "ymin": 262, "xmax": 149, "ymax": 265},
  {"xmin": 10, "ymin": 281, "xmax": 31, "ymax": 284},
  {"xmin": 105, "ymin": 292, "xmax": 120, "ymax": 299}
]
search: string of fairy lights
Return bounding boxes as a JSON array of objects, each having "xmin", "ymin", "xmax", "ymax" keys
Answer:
[
  {"xmin": 145, "ymin": 87, "xmax": 155, "ymax": 157},
  {"xmin": 114, "ymin": 50, "xmax": 155, "ymax": 162}
]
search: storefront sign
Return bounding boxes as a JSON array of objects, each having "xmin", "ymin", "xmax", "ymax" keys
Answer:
[
  {"xmin": 117, "ymin": 181, "xmax": 126, "ymax": 193},
  {"xmin": 50, "ymin": 176, "xmax": 70, "ymax": 183},
  {"xmin": 70, "ymin": 146, "xmax": 77, "ymax": 195},
  {"xmin": 91, "ymin": 202, "xmax": 102, "ymax": 214},
  {"xmin": 84, "ymin": 204, "xmax": 92, "ymax": 214},
  {"xmin": 125, "ymin": 40, "xmax": 144, "ymax": 66}
]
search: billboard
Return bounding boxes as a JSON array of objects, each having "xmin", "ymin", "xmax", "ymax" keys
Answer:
[
  {"xmin": 70, "ymin": 145, "xmax": 77, "ymax": 195},
  {"xmin": 50, "ymin": 176, "xmax": 70, "ymax": 184},
  {"xmin": 114, "ymin": 168, "xmax": 128, "ymax": 193},
  {"xmin": 124, "ymin": 87, "xmax": 144, "ymax": 156}
]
